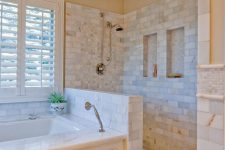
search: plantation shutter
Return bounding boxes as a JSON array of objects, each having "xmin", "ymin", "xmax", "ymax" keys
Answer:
[
  {"xmin": 25, "ymin": 5, "xmax": 55, "ymax": 88},
  {"xmin": 0, "ymin": 0, "xmax": 18, "ymax": 88},
  {"xmin": 0, "ymin": 0, "xmax": 63, "ymax": 100}
]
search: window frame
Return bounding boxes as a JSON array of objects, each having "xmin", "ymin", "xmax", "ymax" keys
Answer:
[{"xmin": 0, "ymin": 0, "xmax": 64, "ymax": 103}]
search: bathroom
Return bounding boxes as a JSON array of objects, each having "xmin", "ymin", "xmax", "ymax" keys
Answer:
[{"xmin": 0, "ymin": 0, "xmax": 224, "ymax": 150}]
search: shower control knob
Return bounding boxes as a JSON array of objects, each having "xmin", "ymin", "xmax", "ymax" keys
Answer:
[{"xmin": 96, "ymin": 63, "xmax": 105, "ymax": 75}]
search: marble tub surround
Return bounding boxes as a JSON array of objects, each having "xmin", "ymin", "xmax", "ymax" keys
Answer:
[
  {"xmin": 64, "ymin": 88, "xmax": 143, "ymax": 150},
  {"xmin": 197, "ymin": 66, "xmax": 225, "ymax": 150},
  {"xmin": 0, "ymin": 101, "xmax": 49, "ymax": 118},
  {"xmin": 65, "ymin": 3, "xmax": 124, "ymax": 92},
  {"xmin": 0, "ymin": 115, "xmax": 126, "ymax": 150}
]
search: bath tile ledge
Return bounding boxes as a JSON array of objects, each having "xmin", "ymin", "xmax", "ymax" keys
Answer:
[
  {"xmin": 197, "ymin": 64, "xmax": 225, "ymax": 69},
  {"xmin": 197, "ymin": 94, "xmax": 225, "ymax": 101}
]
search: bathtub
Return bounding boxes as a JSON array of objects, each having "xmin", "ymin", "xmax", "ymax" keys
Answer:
[
  {"xmin": 0, "ymin": 116, "xmax": 83, "ymax": 143},
  {"xmin": 0, "ymin": 115, "xmax": 126, "ymax": 150}
]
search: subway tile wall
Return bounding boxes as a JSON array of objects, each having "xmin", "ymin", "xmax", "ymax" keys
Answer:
[
  {"xmin": 0, "ymin": 1, "xmax": 198, "ymax": 150},
  {"xmin": 65, "ymin": 3, "xmax": 124, "ymax": 92},
  {"xmin": 64, "ymin": 1, "xmax": 198, "ymax": 150},
  {"xmin": 122, "ymin": 0, "xmax": 197, "ymax": 149}
]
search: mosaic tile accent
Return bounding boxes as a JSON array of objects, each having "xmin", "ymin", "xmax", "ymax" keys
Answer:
[{"xmin": 197, "ymin": 67, "xmax": 225, "ymax": 150}]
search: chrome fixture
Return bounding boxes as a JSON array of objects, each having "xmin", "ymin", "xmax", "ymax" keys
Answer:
[
  {"xmin": 28, "ymin": 113, "xmax": 38, "ymax": 120},
  {"xmin": 96, "ymin": 63, "xmax": 105, "ymax": 75},
  {"xmin": 106, "ymin": 21, "xmax": 124, "ymax": 32},
  {"xmin": 85, "ymin": 101, "xmax": 105, "ymax": 132},
  {"xmin": 96, "ymin": 12, "xmax": 123, "ymax": 75}
]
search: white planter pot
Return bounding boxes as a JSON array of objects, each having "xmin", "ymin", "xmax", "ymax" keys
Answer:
[{"xmin": 50, "ymin": 103, "xmax": 67, "ymax": 114}]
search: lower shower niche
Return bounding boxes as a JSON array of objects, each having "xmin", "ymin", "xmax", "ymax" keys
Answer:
[
  {"xmin": 143, "ymin": 33, "xmax": 157, "ymax": 78},
  {"xmin": 167, "ymin": 27, "xmax": 184, "ymax": 78}
]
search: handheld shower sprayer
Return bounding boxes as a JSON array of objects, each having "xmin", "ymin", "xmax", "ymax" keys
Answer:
[{"xmin": 85, "ymin": 101, "xmax": 105, "ymax": 133}]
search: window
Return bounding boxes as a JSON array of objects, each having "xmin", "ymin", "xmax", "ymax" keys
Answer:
[
  {"xmin": 0, "ymin": 0, "xmax": 63, "ymax": 101},
  {"xmin": 0, "ymin": 0, "xmax": 18, "ymax": 88},
  {"xmin": 25, "ymin": 6, "xmax": 55, "ymax": 88}
]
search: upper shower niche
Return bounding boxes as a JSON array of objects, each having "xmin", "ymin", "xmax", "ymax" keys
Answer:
[
  {"xmin": 143, "ymin": 33, "xmax": 158, "ymax": 78},
  {"xmin": 167, "ymin": 27, "xmax": 185, "ymax": 78}
]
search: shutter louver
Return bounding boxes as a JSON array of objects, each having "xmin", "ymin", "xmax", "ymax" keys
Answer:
[
  {"xmin": 25, "ymin": 6, "xmax": 55, "ymax": 87},
  {"xmin": 0, "ymin": 0, "xmax": 18, "ymax": 88}
]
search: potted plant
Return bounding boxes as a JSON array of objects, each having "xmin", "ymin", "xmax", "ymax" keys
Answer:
[{"xmin": 49, "ymin": 92, "xmax": 67, "ymax": 114}]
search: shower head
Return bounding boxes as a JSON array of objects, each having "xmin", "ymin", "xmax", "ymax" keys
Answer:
[
  {"xmin": 107, "ymin": 22, "xmax": 123, "ymax": 31},
  {"xmin": 115, "ymin": 25, "xmax": 123, "ymax": 31}
]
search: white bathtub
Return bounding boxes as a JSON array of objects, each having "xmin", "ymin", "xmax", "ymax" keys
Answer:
[
  {"xmin": 0, "ymin": 115, "xmax": 126, "ymax": 150},
  {"xmin": 0, "ymin": 116, "xmax": 83, "ymax": 143}
]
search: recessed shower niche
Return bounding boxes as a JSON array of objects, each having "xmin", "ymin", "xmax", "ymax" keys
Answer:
[
  {"xmin": 143, "ymin": 33, "xmax": 158, "ymax": 77},
  {"xmin": 166, "ymin": 27, "xmax": 184, "ymax": 78}
]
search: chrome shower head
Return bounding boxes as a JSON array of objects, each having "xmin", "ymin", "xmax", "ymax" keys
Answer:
[
  {"xmin": 107, "ymin": 21, "xmax": 123, "ymax": 31},
  {"xmin": 115, "ymin": 25, "xmax": 123, "ymax": 31},
  {"xmin": 113, "ymin": 24, "xmax": 123, "ymax": 31}
]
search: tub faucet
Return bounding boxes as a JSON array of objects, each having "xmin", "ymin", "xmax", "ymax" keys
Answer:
[
  {"xmin": 85, "ymin": 101, "xmax": 105, "ymax": 132},
  {"xmin": 28, "ymin": 113, "xmax": 38, "ymax": 120}
]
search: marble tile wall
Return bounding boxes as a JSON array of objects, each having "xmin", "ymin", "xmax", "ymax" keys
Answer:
[
  {"xmin": 122, "ymin": 0, "xmax": 197, "ymax": 150},
  {"xmin": 197, "ymin": 66, "xmax": 225, "ymax": 150},
  {"xmin": 65, "ymin": 3, "xmax": 124, "ymax": 92},
  {"xmin": 167, "ymin": 27, "xmax": 185, "ymax": 75},
  {"xmin": 0, "ymin": 1, "xmax": 199, "ymax": 150},
  {"xmin": 64, "ymin": 88, "xmax": 143, "ymax": 150},
  {"xmin": 0, "ymin": 102, "xmax": 49, "ymax": 118},
  {"xmin": 198, "ymin": 0, "xmax": 210, "ymax": 64}
]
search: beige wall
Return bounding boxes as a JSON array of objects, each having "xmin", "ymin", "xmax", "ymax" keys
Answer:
[
  {"xmin": 65, "ymin": 0, "xmax": 154, "ymax": 14},
  {"xmin": 124, "ymin": 0, "xmax": 153, "ymax": 13},
  {"xmin": 65, "ymin": 0, "xmax": 124, "ymax": 14},
  {"xmin": 211, "ymin": 0, "xmax": 225, "ymax": 64}
]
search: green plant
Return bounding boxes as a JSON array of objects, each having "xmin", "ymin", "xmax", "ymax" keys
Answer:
[{"xmin": 48, "ymin": 92, "xmax": 66, "ymax": 103}]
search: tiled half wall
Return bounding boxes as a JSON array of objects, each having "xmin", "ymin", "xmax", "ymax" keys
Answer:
[{"xmin": 64, "ymin": 88, "xmax": 143, "ymax": 150}]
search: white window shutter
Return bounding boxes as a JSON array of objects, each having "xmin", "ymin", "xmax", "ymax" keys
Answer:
[
  {"xmin": 0, "ymin": 0, "xmax": 18, "ymax": 88},
  {"xmin": 25, "ymin": 6, "xmax": 55, "ymax": 88},
  {"xmin": 0, "ymin": 0, "xmax": 63, "ymax": 100}
]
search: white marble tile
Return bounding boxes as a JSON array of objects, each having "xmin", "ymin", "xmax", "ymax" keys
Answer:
[
  {"xmin": 198, "ymin": 14, "xmax": 210, "ymax": 42},
  {"xmin": 65, "ymin": 88, "xmax": 143, "ymax": 150}
]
